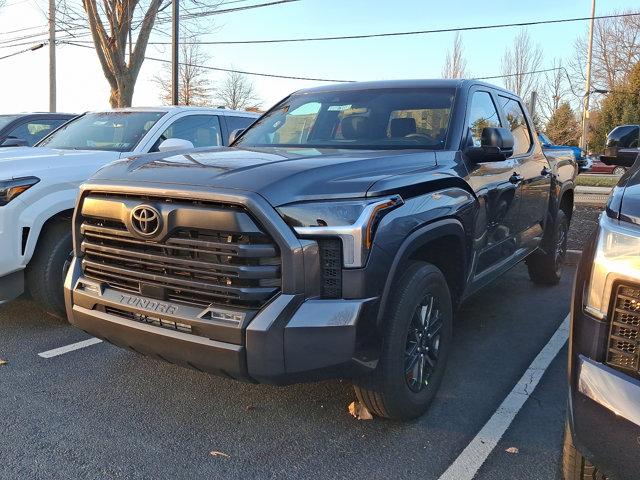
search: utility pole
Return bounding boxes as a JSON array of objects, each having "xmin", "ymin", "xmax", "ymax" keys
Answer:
[
  {"xmin": 580, "ymin": 0, "xmax": 596, "ymax": 151},
  {"xmin": 48, "ymin": 0, "xmax": 56, "ymax": 112},
  {"xmin": 529, "ymin": 91, "xmax": 538, "ymax": 119},
  {"xmin": 171, "ymin": 0, "xmax": 179, "ymax": 105}
]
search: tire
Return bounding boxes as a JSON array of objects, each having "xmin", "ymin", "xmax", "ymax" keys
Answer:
[
  {"xmin": 562, "ymin": 422, "xmax": 607, "ymax": 480},
  {"xmin": 353, "ymin": 261, "xmax": 453, "ymax": 420},
  {"xmin": 526, "ymin": 210, "xmax": 568, "ymax": 285},
  {"xmin": 612, "ymin": 166, "xmax": 626, "ymax": 176},
  {"xmin": 25, "ymin": 219, "xmax": 73, "ymax": 318}
]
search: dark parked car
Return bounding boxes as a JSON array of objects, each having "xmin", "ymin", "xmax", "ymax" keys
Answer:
[
  {"xmin": 64, "ymin": 80, "xmax": 577, "ymax": 420},
  {"xmin": 564, "ymin": 149, "xmax": 640, "ymax": 479},
  {"xmin": 0, "ymin": 113, "xmax": 76, "ymax": 147},
  {"xmin": 538, "ymin": 133, "xmax": 589, "ymax": 172},
  {"xmin": 598, "ymin": 124, "xmax": 640, "ymax": 177}
]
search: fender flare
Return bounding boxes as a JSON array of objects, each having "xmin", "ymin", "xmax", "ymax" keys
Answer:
[{"xmin": 376, "ymin": 217, "xmax": 467, "ymax": 326}]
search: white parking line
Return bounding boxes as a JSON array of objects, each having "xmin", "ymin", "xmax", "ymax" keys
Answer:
[
  {"xmin": 438, "ymin": 314, "xmax": 570, "ymax": 480},
  {"xmin": 38, "ymin": 338, "xmax": 103, "ymax": 358}
]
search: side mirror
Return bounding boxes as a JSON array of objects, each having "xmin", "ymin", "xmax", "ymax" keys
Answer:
[
  {"xmin": 601, "ymin": 147, "xmax": 639, "ymax": 168},
  {"xmin": 466, "ymin": 127, "xmax": 514, "ymax": 162},
  {"xmin": 158, "ymin": 138, "xmax": 195, "ymax": 152},
  {"xmin": 1, "ymin": 137, "xmax": 29, "ymax": 147},
  {"xmin": 229, "ymin": 128, "xmax": 245, "ymax": 145}
]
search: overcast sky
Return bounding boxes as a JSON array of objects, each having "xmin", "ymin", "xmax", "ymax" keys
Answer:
[{"xmin": 0, "ymin": 0, "xmax": 638, "ymax": 114}]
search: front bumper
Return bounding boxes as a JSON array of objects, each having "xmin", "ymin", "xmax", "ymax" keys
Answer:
[
  {"xmin": 65, "ymin": 257, "xmax": 377, "ymax": 384},
  {"xmin": 569, "ymin": 356, "xmax": 640, "ymax": 480},
  {"xmin": 0, "ymin": 269, "xmax": 24, "ymax": 304}
]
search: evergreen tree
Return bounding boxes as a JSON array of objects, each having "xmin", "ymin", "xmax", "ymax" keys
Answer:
[{"xmin": 545, "ymin": 102, "xmax": 580, "ymax": 146}]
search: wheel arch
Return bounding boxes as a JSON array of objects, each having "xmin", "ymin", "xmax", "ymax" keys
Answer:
[{"xmin": 376, "ymin": 218, "xmax": 468, "ymax": 327}]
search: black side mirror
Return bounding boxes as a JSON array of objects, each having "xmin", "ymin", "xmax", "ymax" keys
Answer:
[
  {"xmin": 601, "ymin": 147, "xmax": 639, "ymax": 168},
  {"xmin": 1, "ymin": 137, "xmax": 28, "ymax": 147},
  {"xmin": 466, "ymin": 127, "xmax": 514, "ymax": 162},
  {"xmin": 229, "ymin": 128, "xmax": 245, "ymax": 145}
]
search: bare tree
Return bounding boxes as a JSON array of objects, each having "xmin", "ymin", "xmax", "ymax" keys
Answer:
[
  {"xmin": 569, "ymin": 10, "xmax": 640, "ymax": 94},
  {"xmin": 216, "ymin": 70, "xmax": 261, "ymax": 110},
  {"xmin": 500, "ymin": 29, "xmax": 543, "ymax": 101},
  {"xmin": 442, "ymin": 32, "xmax": 468, "ymax": 79},
  {"xmin": 539, "ymin": 59, "xmax": 568, "ymax": 124},
  {"xmin": 153, "ymin": 38, "xmax": 213, "ymax": 106}
]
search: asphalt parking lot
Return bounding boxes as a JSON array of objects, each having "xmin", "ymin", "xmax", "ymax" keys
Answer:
[{"xmin": 0, "ymin": 262, "xmax": 575, "ymax": 480}]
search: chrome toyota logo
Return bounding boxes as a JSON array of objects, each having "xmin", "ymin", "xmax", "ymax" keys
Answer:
[{"xmin": 131, "ymin": 205, "xmax": 161, "ymax": 237}]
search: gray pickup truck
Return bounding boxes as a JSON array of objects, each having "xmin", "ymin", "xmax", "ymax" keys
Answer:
[{"xmin": 64, "ymin": 80, "xmax": 577, "ymax": 420}]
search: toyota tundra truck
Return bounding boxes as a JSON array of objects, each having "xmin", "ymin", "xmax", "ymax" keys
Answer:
[{"xmin": 64, "ymin": 80, "xmax": 577, "ymax": 420}]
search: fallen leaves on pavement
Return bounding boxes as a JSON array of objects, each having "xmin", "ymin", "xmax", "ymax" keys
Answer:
[
  {"xmin": 348, "ymin": 401, "xmax": 373, "ymax": 420},
  {"xmin": 0, "ymin": 359, "xmax": 7, "ymax": 366},
  {"xmin": 209, "ymin": 450, "xmax": 230, "ymax": 458},
  {"xmin": 505, "ymin": 447, "xmax": 519, "ymax": 454}
]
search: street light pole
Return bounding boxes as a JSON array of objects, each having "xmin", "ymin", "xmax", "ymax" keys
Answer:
[
  {"xmin": 171, "ymin": 0, "xmax": 179, "ymax": 105},
  {"xmin": 580, "ymin": 0, "xmax": 596, "ymax": 151},
  {"xmin": 48, "ymin": 0, "xmax": 56, "ymax": 112}
]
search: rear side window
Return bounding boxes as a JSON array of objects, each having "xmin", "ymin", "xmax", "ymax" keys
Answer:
[
  {"xmin": 499, "ymin": 96, "xmax": 532, "ymax": 156},
  {"xmin": 226, "ymin": 115, "xmax": 257, "ymax": 133},
  {"xmin": 157, "ymin": 115, "xmax": 222, "ymax": 150},
  {"xmin": 8, "ymin": 118, "xmax": 67, "ymax": 146},
  {"xmin": 467, "ymin": 91, "xmax": 501, "ymax": 147}
]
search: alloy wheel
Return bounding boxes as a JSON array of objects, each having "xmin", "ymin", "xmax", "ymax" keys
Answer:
[{"xmin": 405, "ymin": 294, "xmax": 443, "ymax": 392}]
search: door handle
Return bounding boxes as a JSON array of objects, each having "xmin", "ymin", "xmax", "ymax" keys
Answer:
[
  {"xmin": 509, "ymin": 173, "xmax": 524, "ymax": 184},
  {"xmin": 541, "ymin": 166, "xmax": 551, "ymax": 177}
]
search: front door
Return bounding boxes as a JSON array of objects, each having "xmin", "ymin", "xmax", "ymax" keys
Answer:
[{"xmin": 464, "ymin": 89, "xmax": 523, "ymax": 280}]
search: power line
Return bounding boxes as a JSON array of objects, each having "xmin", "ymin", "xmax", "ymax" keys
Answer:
[
  {"xmin": 62, "ymin": 40, "xmax": 353, "ymax": 82},
  {"xmin": 123, "ymin": 11, "xmax": 640, "ymax": 46},
  {"xmin": 0, "ymin": 42, "xmax": 46, "ymax": 60}
]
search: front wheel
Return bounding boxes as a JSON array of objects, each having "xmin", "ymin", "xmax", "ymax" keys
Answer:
[
  {"xmin": 353, "ymin": 262, "xmax": 453, "ymax": 420},
  {"xmin": 612, "ymin": 166, "xmax": 626, "ymax": 176},
  {"xmin": 526, "ymin": 210, "xmax": 568, "ymax": 285},
  {"xmin": 25, "ymin": 219, "xmax": 73, "ymax": 318}
]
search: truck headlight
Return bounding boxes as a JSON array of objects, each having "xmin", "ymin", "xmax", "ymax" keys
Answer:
[
  {"xmin": 585, "ymin": 214, "xmax": 640, "ymax": 320},
  {"xmin": 277, "ymin": 195, "xmax": 403, "ymax": 268},
  {"xmin": 0, "ymin": 177, "xmax": 39, "ymax": 206}
]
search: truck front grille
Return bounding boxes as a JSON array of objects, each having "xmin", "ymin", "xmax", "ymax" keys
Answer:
[
  {"xmin": 79, "ymin": 195, "xmax": 281, "ymax": 310},
  {"xmin": 605, "ymin": 284, "xmax": 640, "ymax": 378}
]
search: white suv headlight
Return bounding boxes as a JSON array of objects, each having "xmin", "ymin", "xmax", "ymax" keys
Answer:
[
  {"xmin": 0, "ymin": 177, "xmax": 40, "ymax": 206},
  {"xmin": 585, "ymin": 214, "xmax": 640, "ymax": 320}
]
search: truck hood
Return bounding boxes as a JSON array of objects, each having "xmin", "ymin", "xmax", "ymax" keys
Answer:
[
  {"xmin": 91, "ymin": 146, "xmax": 439, "ymax": 206},
  {"xmin": 0, "ymin": 147, "xmax": 121, "ymax": 179}
]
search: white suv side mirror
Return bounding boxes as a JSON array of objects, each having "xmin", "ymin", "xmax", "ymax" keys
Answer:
[{"xmin": 158, "ymin": 138, "xmax": 195, "ymax": 152}]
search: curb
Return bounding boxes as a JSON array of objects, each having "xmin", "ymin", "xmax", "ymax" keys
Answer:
[{"xmin": 565, "ymin": 249, "xmax": 582, "ymax": 266}]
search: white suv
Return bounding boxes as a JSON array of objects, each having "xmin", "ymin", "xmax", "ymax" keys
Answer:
[{"xmin": 0, "ymin": 106, "xmax": 259, "ymax": 316}]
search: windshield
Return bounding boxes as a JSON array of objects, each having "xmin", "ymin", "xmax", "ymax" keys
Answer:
[
  {"xmin": 236, "ymin": 88, "xmax": 455, "ymax": 150},
  {"xmin": 37, "ymin": 111, "xmax": 165, "ymax": 152},
  {"xmin": 0, "ymin": 115, "xmax": 21, "ymax": 131}
]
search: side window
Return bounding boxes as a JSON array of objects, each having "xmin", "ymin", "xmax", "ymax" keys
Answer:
[
  {"xmin": 156, "ymin": 115, "xmax": 222, "ymax": 150},
  {"xmin": 226, "ymin": 115, "xmax": 256, "ymax": 133},
  {"xmin": 499, "ymin": 96, "xmax": 532, "ymax": 156},
  {"xmin": 8, "ymin": 119, "xmax": 67, "ymax": 146},
  {"xmin": 467, "ymin": 91, "xmax": 501, "ymax": 147}
]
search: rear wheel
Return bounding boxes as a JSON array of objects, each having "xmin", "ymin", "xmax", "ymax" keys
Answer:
[
  {"xmin": 612, "ymin": 166, "xmax": 626, "ymax": 176},
  {"xmin": 562, "ymin": 422, "xmax": 608, "ymax": 479},
  {"xmin": 353, "ymin": 262, "xmax": 453, "ymax": 420},
  {"xmin": 526, "ymin": 210, "xmax": 568, "ymax": 285},
  {"xmin": 25, "ymin": 219, "xmax": 73, "ymax": 318}
]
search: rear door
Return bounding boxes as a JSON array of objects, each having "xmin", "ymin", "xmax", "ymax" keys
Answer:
[{"xmin": 497, "ymin": 94, "xmax": 550, "ymax": 249}]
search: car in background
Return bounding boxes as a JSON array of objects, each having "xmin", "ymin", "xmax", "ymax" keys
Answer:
[
  {"xmin": 589, "ymin": 157, "xmax": 627, "ymax": 176},
  {"xmin": 0, "ymin": 113, "xmax": 76, "ymax": 147},
  {"xmin": 563, "ymin": 148, "xmax": 640, "ymax": 480},
  {"xmin": 538, "ymin": 133, "xmax": 589, "ymax": 172},
  {"xmin": 599, "ymin": 124, "xmax": 640, "ymax": 177},
  {"xmin": 0, "ymin": 106, "xmax": 259, "ymax": 317}
]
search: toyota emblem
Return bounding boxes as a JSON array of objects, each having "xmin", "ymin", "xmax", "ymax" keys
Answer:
[{"xmin": 131, "ymin": 205, "xmax": 161, "ymax": 237}]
